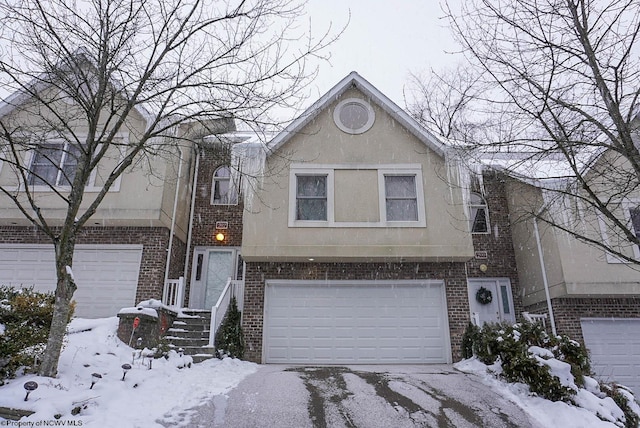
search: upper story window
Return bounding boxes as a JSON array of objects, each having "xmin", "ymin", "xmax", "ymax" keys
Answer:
[
  {"xmin": 28, "ymin": 142, "xmax": 80, "ymax": 187},
  {"xmin": 296, "ymin": 175, "xmax": 328, "ymax": 221},
  {"xmin": 469, "ymin": 192, "xmax": 489, "ymax": 233},
  {"xmin": 384, "ymin": 175, "xmax": 418, "ymax": 221},
  {"xmin": 628, "ymin": 206, "xmax": 640, "ymax": 260},
  {"xmin": 629, "ymin": 206, "xmax": 640, "ymax": 248},
  {"xmin": 211, "ymin": 166, "xmax": 238, "ymax": 205},
  {"xmin": 288, "ymin": 164, "xmax": 425, "ymax": 227},
  {"xmin": 333, "ymin": 98, "xmax": 375, "ymax": 134}
]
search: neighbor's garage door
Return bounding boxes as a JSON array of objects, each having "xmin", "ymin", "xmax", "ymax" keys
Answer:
[
  {"xmin": 0, "ymin": 244, "xmax": 143, "ymax": 318},
  {"xmin": 263, "ymin": 280, "xmax": 450, "ymax": 364},
  {"xmin": 581, "ymin": 318, "xmax": 640, "ymax": 396}
]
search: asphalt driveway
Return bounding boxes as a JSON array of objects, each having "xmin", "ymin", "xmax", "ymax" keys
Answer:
[{"xmin": 187, "ymin": 365, "xmax": 538, "ymax": 428}]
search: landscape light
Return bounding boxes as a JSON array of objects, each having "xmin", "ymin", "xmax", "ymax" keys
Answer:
[
  {"xmin": 90, "ymin": 373, "xmax": 102, "ymax": 389},
  {"xmin": 23, "ymin": 381, "xmax": 38, "ymax": 401},
  {"xmin": 122, "ymin": 363, "xmax": 132, "ymax": 380}
]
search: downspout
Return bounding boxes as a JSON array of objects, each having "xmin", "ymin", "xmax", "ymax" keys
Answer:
[
  {"xmin": 533, "ymin": 217, "xmax": 557, "ymax": 335},
  {"xmin": 164, "ymin": 146, "xmax": 184, "ymax": 286},
  {"xmin": 183, "ymin": 146, "xmax": 200, "ymax": 281}
]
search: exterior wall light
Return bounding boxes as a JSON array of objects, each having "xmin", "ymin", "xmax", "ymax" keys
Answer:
[
  {"xmin": 215, "ymin": 232, "xmax": 225, "ymax": 242},
  {"xmin": 479, "ymin": 264, "xmax": 488, "ymax": 273}
]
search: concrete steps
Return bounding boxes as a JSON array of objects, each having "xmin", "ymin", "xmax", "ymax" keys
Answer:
[{"xmin": 165, "ymin": 310, "xmax": 217, "ymax": 363}]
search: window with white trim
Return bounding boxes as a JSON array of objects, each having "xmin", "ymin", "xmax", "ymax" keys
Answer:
[
  {"xmin": 288, "ymin": 164, "xmax": 425, "ymax": 227},
  {"xmin": 28, "ymin": 142, "xmax": 80, "ymax": 187},
  {"xmin": 211, "ymin": 166, "xmax": 238, "ymax": 205},
  {"xmin": 296, "ymin": 175, "xmax": 328, "ymax": 221},
  {"xmin": 470, "ymin": 192, "xmax": 490, "ymax": 233},
  {"xmin": 384, "ymin": 175, "xmax": 418, "ymax": 221},
  {"xmin": 599, "ymin": 202, "xmax": 640, "ymax": 263}
]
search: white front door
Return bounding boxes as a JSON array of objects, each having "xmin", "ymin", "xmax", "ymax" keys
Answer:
[
  {"xmin": 189, "ymin": 248, "xmax": 238, "ymax": 309},
  {"xmin": 467, "ymin": 278, "xmax": 515, "ymax": 326}
]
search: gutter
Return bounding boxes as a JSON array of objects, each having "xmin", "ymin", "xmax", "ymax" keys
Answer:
[
  {"xmin": 532, "ymin": 217, "xmax": 557, "ymax": 335},
  {"xmin": 164, "ymin": 146, "xmax": 184, "ymax": 287},
  {"xmin": 183, "ymin": 146, "xmax": 200, "ymax": 281}
]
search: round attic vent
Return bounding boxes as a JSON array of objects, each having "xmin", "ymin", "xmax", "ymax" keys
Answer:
[{"xmin": 333, "ymin": 98, "xmax": 375, "ymax": 134}]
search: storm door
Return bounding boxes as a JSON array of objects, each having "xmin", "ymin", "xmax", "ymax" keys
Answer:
[{"xmin": 189, "ymin": 248, "xmax": 238, "ymax": 309}]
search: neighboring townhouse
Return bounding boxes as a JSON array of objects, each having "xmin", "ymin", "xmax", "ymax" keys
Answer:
[
  {"xmin": 501, "ymin": 131, "xmax": 640, "ymax": 394},
  {"xmin": 234, "ymin": 72, "xmax": 522, "ymax": 364},
  {"xmin": 9, "ymin": 65, "xmax": 638, "ymax": 393},
  {"xmin": 0, "ymin": 70, "xmax": 233, "ymax": 318}
]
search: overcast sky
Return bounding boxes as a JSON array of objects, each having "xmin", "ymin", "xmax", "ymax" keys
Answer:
[{"xmin": 306, "ymin": 0, "xmax": 461, "ymax": 108}]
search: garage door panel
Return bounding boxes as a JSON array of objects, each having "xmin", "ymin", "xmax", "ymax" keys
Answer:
[
  {"xmin": 0, "ymin": 244, "xmax": 142, "ymax": 318},
  {"xmin": 264, "ymin": 280, "xmax": 450, "ymax": 364},
  {"xmin": 581, "ymin": 319, "xmax": 640, "ymax": 396}
]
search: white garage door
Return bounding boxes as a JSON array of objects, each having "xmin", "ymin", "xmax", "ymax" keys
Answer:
[
  {"xmin": 0, "ymin": 244, "xmax": 143, "ymax": 318},
  {"xmin": 581, "ymin": 318, "xmax": 640, "ymax": 395},
  {"xmin": 263, "ymin": 280, "xmax": 451, "ymax": 364}
]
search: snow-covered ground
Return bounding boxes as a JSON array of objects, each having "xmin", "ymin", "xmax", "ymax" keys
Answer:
[
  {"xmin": 456, "ymin": 357, "xmax": 640, "ymax": 428},
  {"xmin": 0, "ymin": 317, "xmax": 258, "ymax": 427},
  {"xmin": 0, "ymin": 318, "xmax": 638, "ymax": 427}
]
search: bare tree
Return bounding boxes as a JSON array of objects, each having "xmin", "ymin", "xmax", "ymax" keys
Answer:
[
  {"xmin": 411, "ymin": 0, "xmax": 640, "ymax": 264},
  {"xmin": 0, "ymin": 0, "xmax": 338, "ymax": 377},
  {"xmin": 404, "ymin": 66, "xmax": 489, "ymax": 143}
]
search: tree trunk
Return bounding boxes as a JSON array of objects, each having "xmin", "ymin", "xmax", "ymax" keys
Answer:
[{"xmin": 38, "ymin": 241, "xmax": 77, "ymax": 377}]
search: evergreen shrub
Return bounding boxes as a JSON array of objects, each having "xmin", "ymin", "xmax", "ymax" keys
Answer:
[
  {"xmin": 215, "ymin": 297, "xmax": 244, "ymax": 359},
  {"xmin": 0, "ymin": 286, "xmax": 74, "ymax": 383}
]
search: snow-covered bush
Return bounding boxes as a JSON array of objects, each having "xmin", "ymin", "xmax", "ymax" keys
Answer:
[
  {"xmin": 461, "ymin": 321, "xmax": 639, "ymax": 426},
  {"xmin": 461, "ymin": 322, "xmax": 586, "ymax": 401},
  {"xmin": 0, "ymin": 286, "xmax": 74, "ymax": 383},
  {"xmin": 600, "ymin": 383, "xmax": 640, "ymax": 428}
]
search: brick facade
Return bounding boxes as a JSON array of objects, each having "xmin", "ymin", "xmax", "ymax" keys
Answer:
[
  {"xmin": 467, "ymin": 171, "xmax": 524, "ymax": 319},
  {"xmin": 183, "ymin": 147, "xmax": 244, "ymax": 304},
  {"xmin": 242, "ymin": 261, "xmax": 471, "ymax": 363},
  {"xmin": 0, "ymin": 225, "xmax": 185, "ymax": 305}
]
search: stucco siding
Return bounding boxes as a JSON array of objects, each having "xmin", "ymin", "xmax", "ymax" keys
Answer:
[{"xmin": 242, "ymin": 88, "xmax": 473, "ymax": 262}]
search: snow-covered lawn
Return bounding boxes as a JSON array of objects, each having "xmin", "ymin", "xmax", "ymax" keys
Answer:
[
  {"xmin": 456, "ymin": 357, "xmax": 640, "ymax": 428},
  {"xmin": 0, "ymin": 317, "xmax": 258, "ymax": 427},
  {"xmin": 1, "ymin": 317, "xmax": 639, "ymax": 427}
]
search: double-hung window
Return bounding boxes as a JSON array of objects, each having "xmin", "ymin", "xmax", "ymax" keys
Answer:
[
  {"xmin": 296, "ymin": 175, "xmax": 328, "ymax": 221},
  {"xmin": 28, "ymin": 143, "xmax": 80, "ymax": 187},
  {"xmin": 384, "ymin": 175, "xmax": 418, "ymax": 221}
]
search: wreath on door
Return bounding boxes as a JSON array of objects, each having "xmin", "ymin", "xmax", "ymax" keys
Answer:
[{"xmin": 476, "ymin": 286, "xmax": 493, "ymax": 305}]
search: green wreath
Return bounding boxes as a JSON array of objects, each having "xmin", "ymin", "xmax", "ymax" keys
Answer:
[{"xmin": 476, "ymin": 286, "xmax": 493, "ymax": 305}]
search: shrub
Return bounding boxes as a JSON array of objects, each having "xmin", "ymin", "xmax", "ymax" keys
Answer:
[
  {"xmin": 461, "ymin": 321, "xmax": 575, "ymax": 401},
  {"xmin": 551, "ymin": 335, "xmax": 590, "ymax": 388},
  {"xmin": 0, "ymin": 286, "xmax": 74, "ymax": 384},
  {"xmin": 461, "ymin": 322, "xmax": 480, "ymax": 359},
  {"xmin": 600, "ymin": 383, "xmax": 640, "ymax": 428},
  {"xmin": 215, "ymin": 297, "xmax": 244, "ymax": 359}
]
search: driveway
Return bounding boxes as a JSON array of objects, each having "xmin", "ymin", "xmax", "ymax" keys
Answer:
[{"xmin": 187, "ymin": 365, "xmax": 538, "ymax": 428}]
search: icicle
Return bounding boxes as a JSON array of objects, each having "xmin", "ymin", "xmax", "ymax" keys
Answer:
[{"xmin": 230, "ymin": 140, "xmax": 266, "ymax": 210}]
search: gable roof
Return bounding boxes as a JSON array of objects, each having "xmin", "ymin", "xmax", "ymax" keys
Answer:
[
  {"xmin": 267, "ymin": 71, "xmax": 447, "ymax": 157},
  {"xmin": 0, "ymin": 49, "xmax": 154, "ymax": 124}
]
